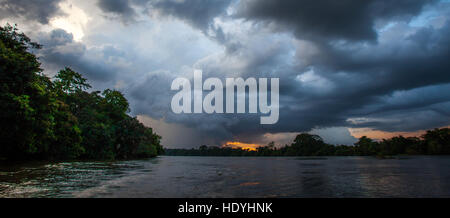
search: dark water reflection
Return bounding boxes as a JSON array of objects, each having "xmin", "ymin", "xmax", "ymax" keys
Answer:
[{"xmin": 1, "ymin": 156, "xmax": 450, "ymax": 198}]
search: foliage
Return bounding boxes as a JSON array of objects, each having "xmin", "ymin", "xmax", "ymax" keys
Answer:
[{"xmin": 0, "ymin": 25, "xmax": 163, "ymax": 161}]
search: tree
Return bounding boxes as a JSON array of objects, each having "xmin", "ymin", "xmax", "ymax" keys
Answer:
[
  {"xmin": 0, "ymin": 24, "xmax": 47, "ymax": 159},
  {"xmin": 423, "ymin": 128, "xmax": 450, "ymax": 154},
  {"xmin": 355, "ymin": 136, "xmax": 378, "ymax": 155},
  {"xmin": 289, "ymin": 133, "xmax": 327, "ymax": 156},
  {"xmin": 54, "ymin": 67, "xmax": 91, "ymax": 94},
  {"xmin": 101, "ymin": 89, "xmax": 129, "ymax": 121},
  {"xmin": 0, "ymin": 24, "xmax": 41, "ymax": 95}
]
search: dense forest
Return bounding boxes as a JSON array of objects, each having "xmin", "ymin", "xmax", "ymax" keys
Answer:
[
  {"xmin": 0, "ymin": 24, "xmax": 163, "ymax": 161},
  {"xmin": 165, "ymin": 128, "xmax": 450, "ymax": 157}
]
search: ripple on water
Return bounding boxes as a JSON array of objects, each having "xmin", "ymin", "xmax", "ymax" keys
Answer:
[{"xmin": 1, "ymin": 156, "xmax": 450, "ymax": 197}]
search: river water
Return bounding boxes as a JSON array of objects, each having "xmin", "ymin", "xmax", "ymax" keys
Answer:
[{"xmin": 1, "ymin": 156, "xmax": 450, "ymax": 198}]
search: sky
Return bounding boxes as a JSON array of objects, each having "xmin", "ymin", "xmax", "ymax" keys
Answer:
[{"xmin": 1, "ymin": 0, "xmax": 449, "ymax": 148}]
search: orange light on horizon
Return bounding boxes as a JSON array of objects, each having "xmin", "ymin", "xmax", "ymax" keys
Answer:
[
  {"xmin": 349, "ymin": 126, "xmax": 450, "ymax": 141},
  {"xmin": 224, "ymin": 142, "xmax": 261, "ymax": 151}
]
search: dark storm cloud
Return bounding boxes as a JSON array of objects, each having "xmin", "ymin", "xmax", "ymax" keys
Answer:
[
  {"xmin": 127, "ymin": 70, "xmax": 241, "ymax": 145},
  {"xmin": 236, "ymin": 0, "xmax": 436, "ymax": 41},
  {"xmin": 346, "ymin": 83, "xmax": 450, "ymax": 131},
  {"xmin": 93, "ymin": 0, "xmax": 449, "ymax": 145},
  {"xmin": 97, "ymin": 0, "xmax": 137, "ymax": 21},
  {"xmin": 208, "ymin": 20, "xmax": 450, "ymax": 140},
  {"xmin": 316, "ymin": 20, "xmax": 450, "ymax": 103},
  {"xmin": 96, "ymin": 0, "xmax": 231, "ymax": 30},
  {"xmin": 149, "ymin": 0, "xmax": 231, "ymax": 31},
  {"xmin": 0, "ymin": 0, "xmax": 64, "ymax": 24},
  {"xmin": 348, "ymin": 103, "xmax": 450, "ymax": 132}
]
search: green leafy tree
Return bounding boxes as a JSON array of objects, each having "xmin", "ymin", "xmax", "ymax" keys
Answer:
[
  {"xmin": 54, "ymin": 67, "xmax": 91, "ymax": 94},
  {"xmin": 101, "ymin": 89, "xmax": 129, "ymax": 121},
  {"xmin": 423, "ymin": 128, "xmax": 450, "ymax": 154},
  {"xmin": 288, "ymin": 133, "xmax": 327, "ymax": 156},
  {"xmin": 0, "ymin": 24, "xmax": 48, "ymax": 159},
  {"xmin": 355, "ymin": 136, "xmax": 379, "ymax": 155}
]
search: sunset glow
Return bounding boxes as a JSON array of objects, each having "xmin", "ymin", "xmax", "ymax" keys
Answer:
[
  {"xmin": 349, "ymin": 126, "xmax": 450, "ymax": 141},
  {"xmin": 224, "ymin": 142, "xmax": 261, "ymax": 151}
]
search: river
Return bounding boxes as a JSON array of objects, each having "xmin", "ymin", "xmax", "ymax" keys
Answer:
[{"xmin": 1, "ymin": 156, "xmax": 450, "ymax": 198}]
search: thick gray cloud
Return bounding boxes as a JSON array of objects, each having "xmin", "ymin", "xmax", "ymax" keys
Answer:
[
  {"xmin": 97, "ymin": 0, "xmax": 137, "ymax": 22},
  {"xmin": 36, "ymin": 29, "xmax": 125, "ymax": 88},
  {"xmin": 236, "ymin": 0, "xmax": 436, "ymax": 41},
  {"xmin": 98, "ymin": 0, "xmax": 135, "ymax": 16},
  {"xmin": 149, "ymin": 0, "xmax": 231, "ymax": 31},
  {"xmin": 0, "ymin": 0, "xmax": 64, "ymax": 24},
  {"xmin": 4, "ymin": 0, "xmax": 449, "ymax": 147},
  {"xmin": 96, "ymin": 0, "xmax": 231, "ymax": 30},
  {"xmin": 125, "ymin": 4, "xmax": 450, "ymax": 146},
  {"xmin": 183, "ymin": 1, "xmax": 449, "ymax": 143}
]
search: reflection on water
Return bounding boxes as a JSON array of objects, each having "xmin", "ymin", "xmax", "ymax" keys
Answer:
[{"xmin": 1, "ymin": 156, "xmax": 450, "ymax": 198}]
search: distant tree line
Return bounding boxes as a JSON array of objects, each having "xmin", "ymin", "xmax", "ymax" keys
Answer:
[
  {"xmin": 0, "ymin": 24, "xmax": 163, "ymax": 161},
  {"xmin": 165, "ymin": 128, "xmax": 450, "ymax": 157}
]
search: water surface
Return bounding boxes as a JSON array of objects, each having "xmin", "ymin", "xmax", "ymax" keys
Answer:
[{"xmin": 1, "ymin": 156, "xmax": 450, "ymax": 198}]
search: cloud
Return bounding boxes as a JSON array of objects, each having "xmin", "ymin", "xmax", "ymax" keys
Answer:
[
  {"xmin": 148, "ymin": 0, "xmax": 232, "ymax": 31},
  {"xmin": 97, "ymin": 0, "xmax": 137, "ymax": 22},
  {"xmin": 96, "ymin": 0, "xmax": 232, "ymax": 30},
  {"xmin": 0, "ymin": 0, "xmax": 64, "ymax": 24},
  {"xmin": 236, "ymin": 0, "xmax": 436, "ymax": 42},
  {"xmin": 311, "ymin": 127, "xmax": 358, "ymax": 145},
  {"xmin": 98, "ymin": 0, "xmax": 135, "ymax": 15},
  {"xmin": 131, "ymin": 4, "xmax": 449, "ymax": 146},
  {"xmin": 3, "ymin": 0, "xmax": 449, "ymax": 148},
  {"xmin": 137, "ymin": 115, "xmax": 218, "ymax": 148},
  {"xmin": 36, "ymin": 28, "xmax": 128, "ymax": 86},
  {"xmin": 206, "ymin": 3, "xmax": 449, "ymax": 143}
]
